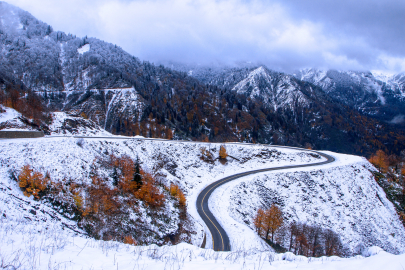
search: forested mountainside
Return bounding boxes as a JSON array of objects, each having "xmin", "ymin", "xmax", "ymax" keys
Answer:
[
  {"xmin": 0, "ymin": 2, "xmax": 405, "ymax": 156},
  {"xmin": 172, "ymin": 63, "xmax": 405, "ymax": 126},
  {"xmin": 295, "ymin": 69, "xmax": 405, "ymax": 125}
]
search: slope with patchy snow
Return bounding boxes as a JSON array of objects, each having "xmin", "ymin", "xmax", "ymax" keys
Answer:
[
  {"xmin": 0, "ymin": 136, "xmax": 404, "ymax": 255},
  {"xmin": 232, "ymin": 66, "xmax": 312, "ymax": 110}
]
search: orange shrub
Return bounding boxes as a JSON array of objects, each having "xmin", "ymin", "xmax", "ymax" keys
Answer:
[
  {"xmin": 170, "ymin": 183, "xmax": 186, "ymax": 208},
  {"xmin": 124, "ymin": 235, "xmax": 137, "ymax": 245},
  {"xmin": 18, "ymin": 165, "xmax": 49, "ymax": 199},
  {"xmin": 135, "ymin": 173, "xmax": 165, "ymax": 208}
]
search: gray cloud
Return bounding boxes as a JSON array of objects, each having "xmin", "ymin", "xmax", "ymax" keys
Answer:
[{"xmin": 5, "ymin": 0, "xmax": 405, "ymax": 73}]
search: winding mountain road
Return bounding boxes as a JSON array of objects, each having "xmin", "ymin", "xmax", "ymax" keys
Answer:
[
  {"xmin": 196, "ymin": 149, "xmax": 335, "ymax": 252},
  {"xmin": 1, "ymin": 135, "xmax": 335, "ymax": 252}
]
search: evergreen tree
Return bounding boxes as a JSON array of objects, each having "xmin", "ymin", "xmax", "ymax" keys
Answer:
[
  {"xmin": 133, "ymin": 157, "xmax": 142, "ymax": 190},
  {"xmin": 111, "ymin": 166, "xmax": 119, "ymax": 186}
]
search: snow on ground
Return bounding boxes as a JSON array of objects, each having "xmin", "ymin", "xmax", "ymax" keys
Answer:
[
  {"xmin": 0, "ymin": 137, "xmax": 405, "ymax": 268},
  {"xmin": 1, "ymin": 214, "xmax": 405, "ymax": 270},
  {"xmin": 0, "ymin": 105, "xmax": 33, "ymax": 131},
  {"xmin": 49, "ymin": 112, "xmax": 113, "ymax": 136},
  {"xmin": 77, "ymin": 44, "xmax": 90, "ymax": 54},
  {"xmin": 219, "ymin": 151, "xmax": 405, "ymax": 254},
  {"xmin": 0, "ymin": 105, "xmax": 20, "ymax": 123},
  {"xmin": 0, "ymin": 137, "xmax": 324, "ymax": 247}
]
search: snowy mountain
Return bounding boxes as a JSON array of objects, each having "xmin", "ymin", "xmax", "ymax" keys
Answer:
[
  {"xmin": 295, "ymin": 69, "xmax": 405, "ymax": 124},
  {"xmin": 230, "ymin": 66, "xmax": 314, "ymax": 110},
  {"xmin": 1, "ymin": 2, "xmax": 405, "ymax": 156}
]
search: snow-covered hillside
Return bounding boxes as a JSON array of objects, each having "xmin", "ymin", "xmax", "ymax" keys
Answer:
[
  {"xmin": 1, "ymin": 220, "xmax": 404, "ymax": 270},
  {"xmin": 296, "ymin": 69, "xmax": 387, "ymax": 105},
  {"xmin": 0, "ymin": 105, "xmax": 114, "ymax": 135},
  {"xmin": 49, "ymin": 111, "xmax": 113, "ymax": 136},
  {"xmin": 0, "ymin": 137, "xmax": 323, "ymax": 245},
  {"xmin": 0, "ymin": 136, "xmax": 404, "ymax": 267},
  {"xmin": 215, "ymin": 152, "xmax": 405, "ymax": 254},
  {"xmin": 0, "ymin": 137, "xmax": 404, "ymax": 252}
]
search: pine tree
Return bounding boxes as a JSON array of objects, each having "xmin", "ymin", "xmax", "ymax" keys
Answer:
[
  {"xmin": 111, "ymin": 166, "xmax": 119, "ymax": 186},
  {"xmin": 133, "ymin": 157, "xmax": 142, "ymax": 190}
]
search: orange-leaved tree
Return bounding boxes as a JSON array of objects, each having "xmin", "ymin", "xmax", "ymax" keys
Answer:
[
  {"xmin": 369, "ymin": 150, "xmax": 388, "ymax": 173},
  {"xmin": 253, "ymin": 208, "xmax": 265, "ymax": 236},
  {"xmin": 169, "ymin": 183, "xmax": 186, "ymax": 208},
  {"xmin": 18, "ymin": 165, "xmax": 49, "ymax": 199},
  {"xmin": 254, "ymin": 205, "xmax": 284, "ymax": 243},
  {"xmin": 135, "ymin": 173, "xmax": 165, "ymax": 208},
  {"xmin": 219, "ymin": 145, "xmax": 228, "ymax": 160}
]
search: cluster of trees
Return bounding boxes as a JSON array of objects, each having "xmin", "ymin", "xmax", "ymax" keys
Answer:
[
  {"xmin": 16, "ymin": 154, "xmax": 188, "ymax": 244},
  {"xmin": 253, "ymin": 205, "xmax": 284, "ymax": 243},
  {"xmin": 0, "ymin": 81, "xmax": 52, "ymax": 129},
  {"xmin": 253, "ymin": 205, "xmax": 344, "ymax": 257},
  {"xmin": 369, "ymin": 149, "xmax": 405, "ymax": 225}
]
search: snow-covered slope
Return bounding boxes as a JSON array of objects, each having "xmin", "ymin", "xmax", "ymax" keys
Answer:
[
  {"xmin": 296, "ymin": 69, "xmax": 387, "ymax": 105},
  {"xmin": 0, "ymin": 105, "xmax": 114, "ymax": 135},
  {"xmin": 0, "ymin": 137, "xmax": 324, "ymax": 246},
  {"xmin": 295, "ymin": 69, "xmax": 405, "ymax": 123},
  {"xmin": 1, "ymin": 223, "xmax": 404, "ymax": 270},
  {"xmin": 0, "ymin": 105, "xmax": 38, "ymax": 131},
  {"xmin": 0, "ymin": 137, "xmax": 404, "ymax": 255},
  {"xmin": 220, "ymin": 152, "xmax": 405, "ymax": 254},
  {"xmin": 49, "ymin": 111, "xmax": 113, "ymax": 136}
]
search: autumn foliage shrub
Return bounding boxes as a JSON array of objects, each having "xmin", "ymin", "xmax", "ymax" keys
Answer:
[
  {"xmin": 169, "ymin": 183, "xmax": 187, "ymax": 208},
  {"xmin": 199, "ymin": 147, "xmax": 214, "ymax": 163},
  {"xmin": 135, "ymin": 173, "xmax": 165, "ymax": 208},
  {"xmin": 369, "ymin": 150, "xmax": 388, "ymax": 173},
  {"xmin": 16, "ymin": 155, "xmax": 188, "ymax": 245},
  {"xmin": 18, "ymin": 165, "xmax": 49, "ymax": 199},
  {"xmin": 124, "ymin": 235, "xmax": 137, "ymax": 245}
]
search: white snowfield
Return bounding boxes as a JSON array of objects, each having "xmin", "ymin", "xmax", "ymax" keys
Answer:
[
  {"xmin": 0, "ymin": 136, "xmax": 404, "ymax": 269},
  {"xmin": 1, "ymin": 218, "xmax": 405, "ymax": 270}
]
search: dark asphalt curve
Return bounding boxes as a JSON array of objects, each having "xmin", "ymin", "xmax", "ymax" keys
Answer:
[
  {"xmin": 1, "ymin": 135, "xmax": 335, "ymax": 252},
  {"xmin": 196, "ymin": 149, "xmax": 335, "ymax": 252}
]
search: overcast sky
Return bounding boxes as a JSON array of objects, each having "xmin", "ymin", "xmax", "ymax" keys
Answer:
[{"xmin": 6, "ymin": 0, "xmax": 405, "ymax": 73}]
